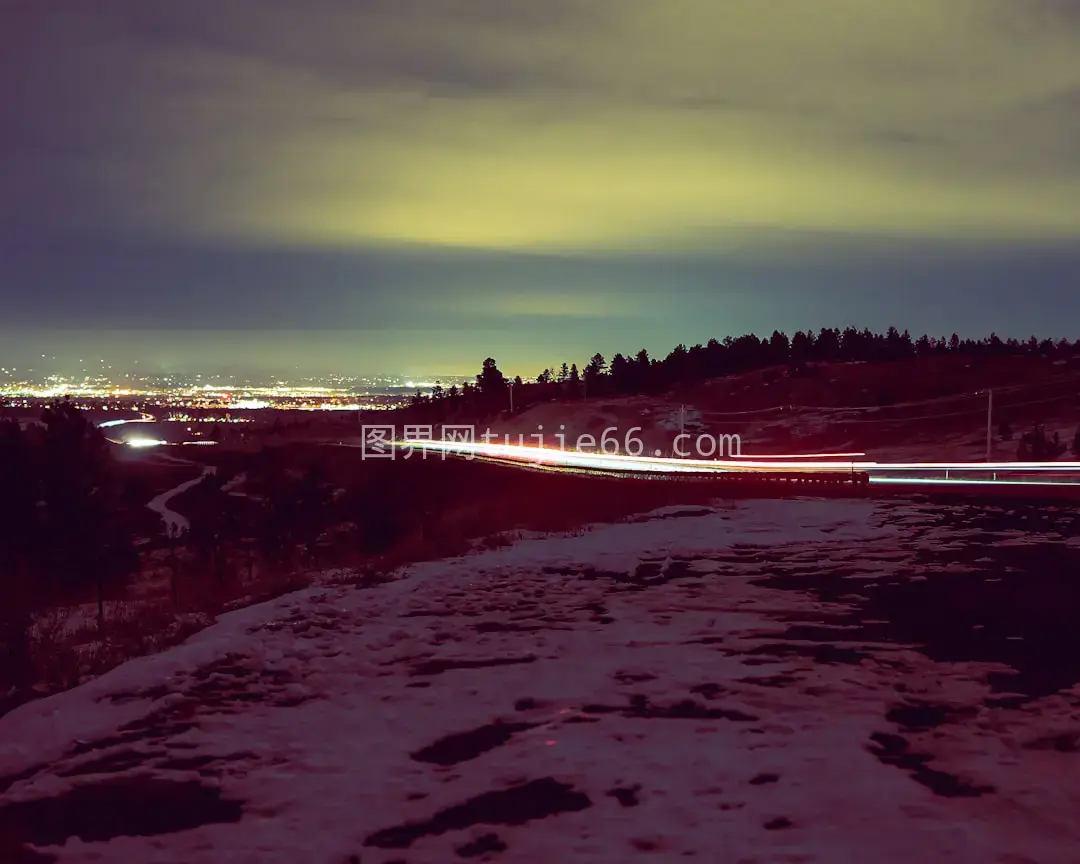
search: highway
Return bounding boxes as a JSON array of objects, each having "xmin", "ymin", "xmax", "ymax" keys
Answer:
[
  {"xmin": 396, "ymin": 438, "xmax": 1080, "ymax": 494},
  {"xmin": 95, "ymin": 414, "xmax": 1080, "ymax": 496},
  {"xmin": 98, "ymin": 412, "xmax": 163, "ymax": 446}
]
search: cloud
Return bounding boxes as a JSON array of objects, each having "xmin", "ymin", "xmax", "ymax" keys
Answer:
[
  {"xmin": 436, "ymin": 290, "xmax": 640, "ymax": 320},
  {"xmin": 4, "ymin": 0, "xmax": 1080, "ymax": 252}
]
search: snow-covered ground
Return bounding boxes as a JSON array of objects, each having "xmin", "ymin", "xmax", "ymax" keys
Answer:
[{"xmin": 2, "ymin": 498, "xmax": 1080, "ymax": 863}]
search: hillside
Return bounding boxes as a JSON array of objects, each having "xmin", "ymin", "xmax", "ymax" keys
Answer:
[{"xmin": 482, "ymin": 356, "xmax": 1080, "ymax": 462}]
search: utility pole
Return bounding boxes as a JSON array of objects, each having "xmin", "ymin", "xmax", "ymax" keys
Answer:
[
  {"xmin": 985, "ymin": 388, "xmax": 993, "ymax": 461},
  {"xmin": 508, "ymin": 381, "xmax": 514, "ymax": 414},
  {"xmin": 679, "ymin": 404, "xmax": 685, "ymax": 457}
]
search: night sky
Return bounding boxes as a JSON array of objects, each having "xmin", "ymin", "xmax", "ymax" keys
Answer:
[{"xmin": 3, "ymin": 0, "xmax": 1080, "ymax": 378}]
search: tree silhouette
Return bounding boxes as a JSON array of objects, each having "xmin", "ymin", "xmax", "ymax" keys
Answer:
[
  {"xmin": 814, "ymin": 328, "xmax": 838, "ymax": 361},
  {"xmin": 1017, "ymin": 425, "xmax": 1065, "ymax": 460},
  {"xmin": 0, "ymin": 420, "xmax": 38, "ymax": 690},
  {"xmin": 38, "ymin": 398, "xmax": 136, "ymax": 630},
  {"xmin": 791, "ymin": 330, "xmax": 815, "ymax": 364},
  {"xmin": 609, "ymin": 354, "xmax": 631, "ymax": 394},
  {"xmin": 768, "ymin": 331, "xmax": 790, "ymax": 364},
  {"xmin": 476, "ymin": 358, "xmax": 508, "ymax": 411},
  {"xmin": 293, "ymin": 465, "xmax": 332, "ymax": 564},
  {"xmin": 583, "ymin": 354, "xmax": 607, "ymax": 396},
  {"xmin": 186, "ymin": 472, "xmax": 240, "ymax": 585},
  {"xmin": 567, "ymin": 363, "xmax": 581, "ymax": 397}
]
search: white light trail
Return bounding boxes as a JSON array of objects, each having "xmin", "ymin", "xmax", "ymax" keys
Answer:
[
  {"xmin": 404, "ymin": 440, "xmax": 716, "ymax": 472},
  {"xmin": 401, "ymin": 439, "xmax": 1080, "ymax": 478},
  {"xmin": 98, "ymin": 412, "xmax": 155, "ymax": 428},
  {"xmin": 738, "ymin": 451, "xmax": 866, "ymax": 459},
  {"xmin": 127, "ymin": 438, "xmax": 167, "ymax": 448},
  {"xmin": 860, "ymin": 461, "xmax": 1080, "ymax": 472},
  {"xmin": 869, "ymin": 476, "xmax": 1080, "ymax": 488}
]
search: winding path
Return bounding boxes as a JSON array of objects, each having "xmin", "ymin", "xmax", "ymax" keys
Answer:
[
  {"xmin": 97, "ymin": 414, "xmax": 214, "ymax": 536},
  {"xmin": 145, "ymin": 462, "xmax": 216, "ymax": 537}
]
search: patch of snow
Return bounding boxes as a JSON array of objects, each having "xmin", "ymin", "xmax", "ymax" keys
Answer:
[{"xmin": 2, "ymin": 499, "xmax": 1078, "ymax": 862}]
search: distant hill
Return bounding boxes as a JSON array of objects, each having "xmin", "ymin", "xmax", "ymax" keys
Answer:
[{"xmin": 483, "ymin": 356, "xmax": 1080, "ymax": 462}]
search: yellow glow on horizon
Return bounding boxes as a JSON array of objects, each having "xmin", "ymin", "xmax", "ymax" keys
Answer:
[
  {"xmin": 28, "ymin": 0, "xmax": 1080, "ymax": 257},
  {"xmin": 161, "ymin": 0, "xmax": 1080, "ymax": 253},
  {"xmin": 220, "ymin": 101, "xmax": 1080, "ymax": 252}
]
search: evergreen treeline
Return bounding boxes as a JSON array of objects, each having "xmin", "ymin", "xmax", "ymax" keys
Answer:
[
  {"xmin": 406, "ymin": 328, "xmax": 1080, "ymax": 417},
  {"xmin": 0, "ymin": 399, "xmax": 140, "ymax": 690}
]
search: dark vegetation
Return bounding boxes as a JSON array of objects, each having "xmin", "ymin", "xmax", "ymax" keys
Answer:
[
  {"xmin": 404, "ymin": 328, "xmax": 1080, "ymax": 418},
  {"xmin": 1, "ymin": 400, "xmax": 141, "ymax": 697},
  {"xmin": 1, "ymin": 410, "xmax": 726, "ymax": 714},
  {"xmin": 0, "ymin": 400, "xmax": 348, "ymax": 709},
  {"xmin": 1016, "ymin": 425, "xmax": 1066, "ymax": 460},
  {"xmin": 174, "ymin": 446, "xmax": 727, "ymax": 578}
]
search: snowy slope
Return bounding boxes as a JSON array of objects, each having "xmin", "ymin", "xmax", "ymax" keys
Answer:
[{"xmin": 2, "ymin": 498, "xmax": 1079, "ymax": 863}]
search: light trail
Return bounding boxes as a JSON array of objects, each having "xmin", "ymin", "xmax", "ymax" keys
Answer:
[
  {"xmin": 869, "ymin": 476, "xmax": 1080, "ymax": 488},
  {"xmin": 399, "ymin": 439, "xmax": 1080, "ymax": 481},
  {"xmin": 405, "ymin": 440, "xmax": 725, "ymax": 473},
  {"xmin": 98, "ymin": 412, "xmax": 160, "ymax": 445},
  {"xmin": 862, "ymin": 461, "xmax": 1080, "ymax": 472},
  {"xmin": 736, "ymin": 451, "xmax": 866, "ymax": 459},
  {"xmin": 127, "ymin": 437, "xmax": 168, "ymax": 448},
  {"xmin": 98, "ymin": 412, "xmax": 155, "ymax": 429}
]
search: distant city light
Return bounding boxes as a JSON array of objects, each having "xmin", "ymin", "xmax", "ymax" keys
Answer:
[
  {"xmin": 1, "ymin": 371, "xmax": 431, "ymax": 414},
  {"xmin": 228, "ymin": 399, "xmax": 272, "ymax": 410}
]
